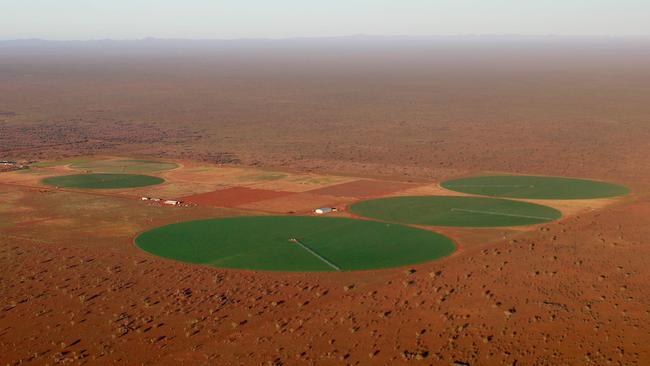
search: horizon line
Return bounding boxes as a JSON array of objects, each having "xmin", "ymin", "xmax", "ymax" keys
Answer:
[{"xmin": 2, "ymin": 34, "xmax": 650, "ymax": 43}]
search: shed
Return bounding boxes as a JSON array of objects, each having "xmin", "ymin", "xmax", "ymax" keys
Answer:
[{"xmin": 314, "ymin": 207, "xmax": 337, "ymax": 214}]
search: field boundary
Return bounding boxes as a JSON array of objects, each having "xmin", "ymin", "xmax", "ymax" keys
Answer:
[
  {"xmin": 445, "ymin": 184, "xmax": 534, "ymax": 188},
  {"xmin": 290, "ymin": 238, "xmax": 341, "ymax": 271}
]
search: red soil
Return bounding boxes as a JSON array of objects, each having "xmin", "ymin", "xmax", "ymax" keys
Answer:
[
  {"xmin": 2, "ymin": 188, "xmax": 649, "ymax": 365},
  {"xmin": 237, "ymin": 192, "xmax": 351, "ymax": 214},
  {"xmin": 3, "ymin": 39, "xmax": 650, "ymax": 365},
  {"xmin": 180, "ymin": 186, "xmax": 292, "ymax": 208}
]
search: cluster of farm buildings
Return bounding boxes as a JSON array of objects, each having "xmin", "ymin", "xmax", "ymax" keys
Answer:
[
  {"xmin": 0, "ymin": 160, "xmax": 27, "ymax": 172},
  {"xmin": 141, "ymin": 197, "xmax": 191, "ymax": 207}
]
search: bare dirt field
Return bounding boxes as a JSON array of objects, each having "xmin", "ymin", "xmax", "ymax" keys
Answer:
[
  {"xmin": 237, "ymin": 192, "xmax": 352, "ymax": 214},
  {"xmin": 2, "ymin": 38, "xmax": 650, "ymax": 365},
  {"xmin": 181, "ymin": 187, "xmax": 293, "ymax": 208},
  {"xmin": 308, "ymin": 179, "xmax": 419, "ymax": 198}
]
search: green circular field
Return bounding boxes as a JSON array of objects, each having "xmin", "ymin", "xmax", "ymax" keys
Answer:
[
  {"xmin": 43, "ymin": 173, "xmax": 164, "ymax": 189},
  {"xmin": 441, "ymin": 175, "xmax": 628, "ymax": 199},
  {"xmin": 135, "ymin": 216, "xmax": 456, "ymax": 272},
  {"xmin": 350, "ymin": 196, "xmax": 562, "ymax": 227},
  {"xmin": 70, "ymin": 159, "xmax": 178, "ymax": 173}
]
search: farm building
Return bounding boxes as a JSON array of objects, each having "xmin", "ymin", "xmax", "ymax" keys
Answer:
[
  {"xmin": 141, "ymin": 197, "xmax": 185, "ymax": 207},
  {"xmin": 0, "ymin": 161, "xmax": 26, "ymax": 172},
  {"xmin": 314, "ymin": 207, "xmax": 337, "ymax": 214}
]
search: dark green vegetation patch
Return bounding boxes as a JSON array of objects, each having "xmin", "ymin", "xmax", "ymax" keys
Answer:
[
  {"xmin": 70, "ymin": 159, "xmax": 178, "ymax": 173},
  {"xmin": 350, "ymin": 196, "xmax": 562, "ymax": 227},
  {"xmin": 442, "ymin": 175, "xmax": 628, "ymax": 199},
  {"xmin": 136, "ymin": 216, "xmax": 455, "ymax": 272},
  {"xmin": 43, "ymin": 173, "xmax": 164, "ymax": 189}
]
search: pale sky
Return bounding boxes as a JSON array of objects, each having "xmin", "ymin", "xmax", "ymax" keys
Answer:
[{"xmin": 2, "ymin": 0, "xmax": 649, "ymax": 40}]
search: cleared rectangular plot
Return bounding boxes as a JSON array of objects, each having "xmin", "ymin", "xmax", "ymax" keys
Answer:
[
  {"xmin": 126, "ymin": 181, "xmax": 231, "ymax": 199},
  {"xmin": 249, "ymin": 174, "xmax": 357, "ymax": 192},
  {"xmin": 308, "ymin": 179, "xmax": 420, "ymax": 198},
  {"xmin": 164, "ymin": 166, "xmax": 274, "ymax": 186},
  {"xmin": 237, "ymin": 192, "xmax": 350, "ymax": 214},
  {"xmin": 181, "ymin": 186, "xmax": 292, "ymax": 208}
]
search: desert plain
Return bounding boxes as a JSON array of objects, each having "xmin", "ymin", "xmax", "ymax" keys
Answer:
[{"xmin": 1, "ymin": 37, "xmax": 650, "ymax": 365}]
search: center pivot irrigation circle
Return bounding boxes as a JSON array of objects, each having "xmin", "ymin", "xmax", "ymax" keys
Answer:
[
  {"xmin": 350, "ymin": 196, "xmax": 562, "ymax": 227},
  {"xmin": 441, "ymin": 175, "xmax": 629, "ymax": 199},
  {"xmin": 42, "ymin": 173, "xmax": 165, "ymax": 189},
  {"xmin": 135, "ymin": 216, "xmax": 456, "ymax": 272}
]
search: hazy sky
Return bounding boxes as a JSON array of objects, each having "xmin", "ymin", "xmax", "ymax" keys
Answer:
[{"xmin": 2, "ymin": 0, "xmax": 649, "ymax": 40}]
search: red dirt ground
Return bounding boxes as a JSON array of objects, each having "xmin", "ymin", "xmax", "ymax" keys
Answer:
[
  {"xmin": 237, "ymin": 192, "xmax": 352, "ymax": 214},
  {"xmin": 180, "ymin": 186, "xmax": 293, "ymax": 208},
  {"xmin": 2, "ymin": 39, "xmax": 650, "ymax": 365},
  {"xmin": 2, "ymin": 184, "xmax": 649, "ymax": 365},
  {"xmin": 308, "ymin": 179, "xmax": 419, "ymax": 198}
]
